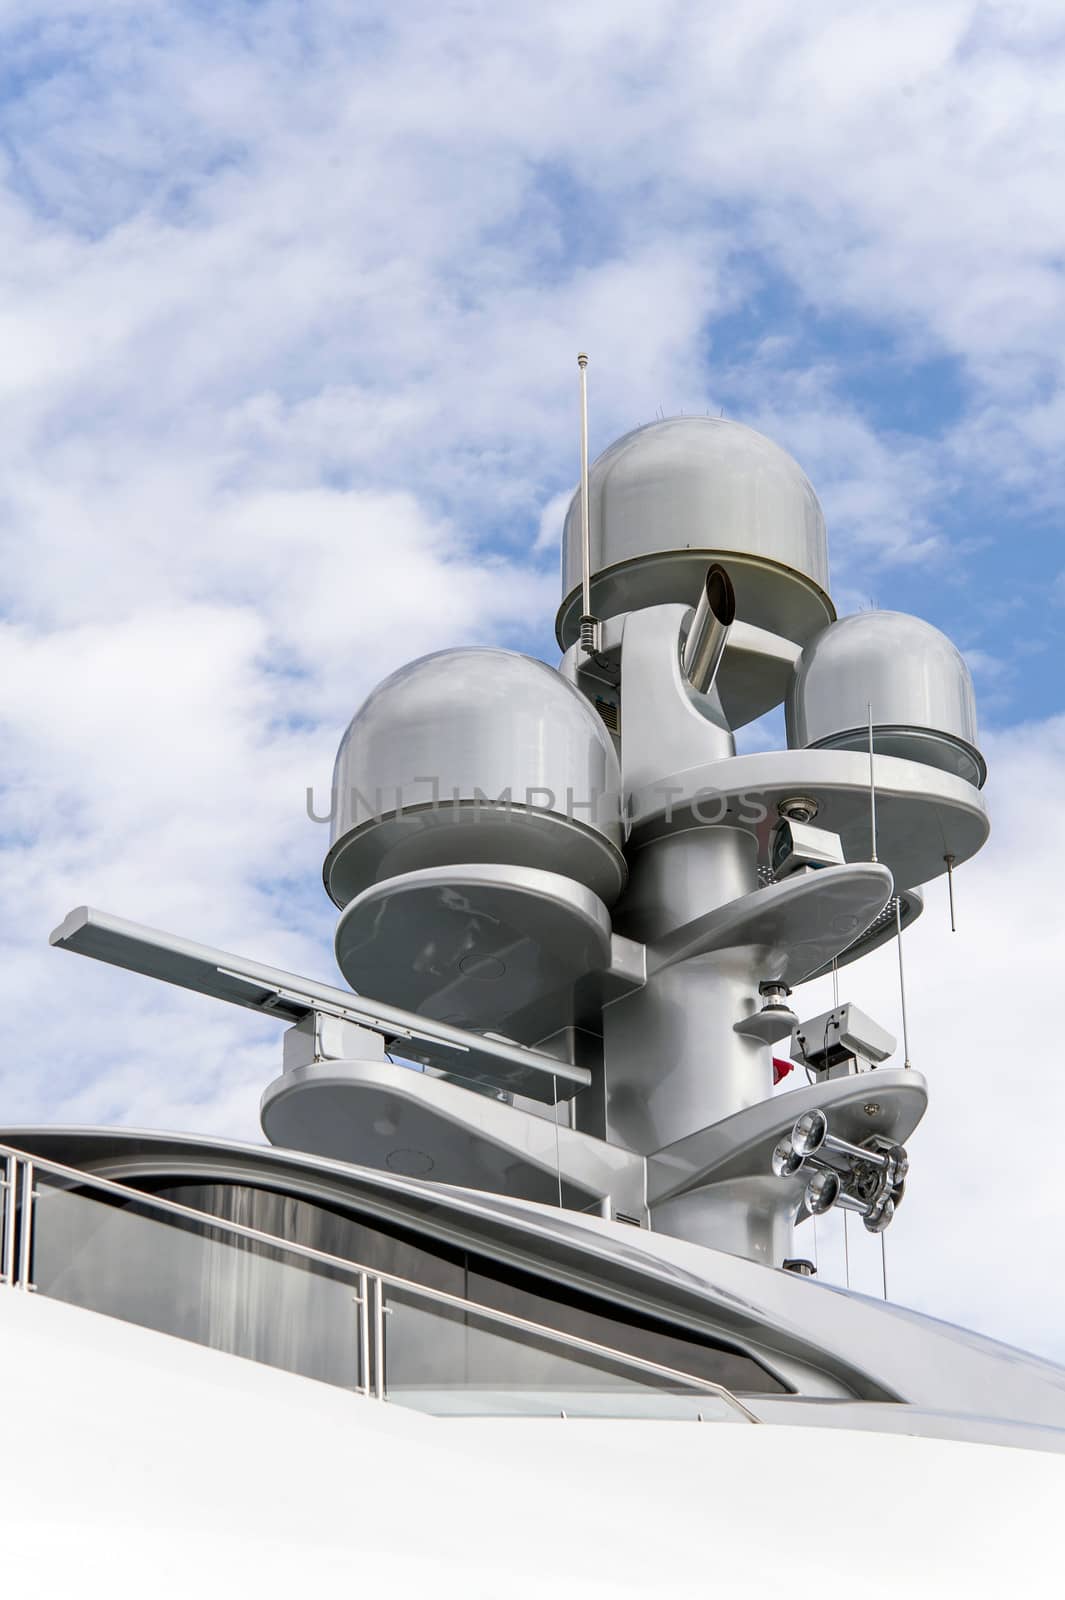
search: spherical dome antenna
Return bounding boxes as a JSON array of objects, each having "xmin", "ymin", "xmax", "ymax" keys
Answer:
[
  {"xmin": 556, "ymin": 416, "xmax": 834, "ymax": 650},
  {"xmin": 787, "ymin": 610, "xmax": 985, "ymax": 787},
  {"xmin": 324, "ymin": 646, "xmax": 627, "ymax": 910}
]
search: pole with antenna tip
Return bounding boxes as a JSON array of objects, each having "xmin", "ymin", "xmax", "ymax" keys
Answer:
[
  {"xmin": 867, "ymin": 702, "xmax": 878, "ymax": 863},
  {"xmin": 577, "ymin": 353, "xmax": 600, "ymax": 656},
  {"xmin": 944, "ymin": 853, "xmax": 957, "ymax": 932}
]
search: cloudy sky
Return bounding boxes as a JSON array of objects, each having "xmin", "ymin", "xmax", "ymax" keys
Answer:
[{"xmin": 1, "ymin": 1, "xmax": 1063, "ymax": 1359}]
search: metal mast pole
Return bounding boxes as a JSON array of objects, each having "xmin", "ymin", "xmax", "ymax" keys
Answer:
[{"xmin": 577, "ymin": 353, "xmax": 599, "ymax": 655}]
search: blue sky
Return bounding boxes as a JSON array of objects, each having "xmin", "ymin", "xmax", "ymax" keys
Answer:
[{"xmin": 1, "ymin": 0, "xmax": 1064, "ymax": 1356}]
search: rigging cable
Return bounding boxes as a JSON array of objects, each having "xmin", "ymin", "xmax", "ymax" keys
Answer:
[
  {"xmin": 895, "ymin": 896, "xmax": 912, "ymax": 1068},
  {"xmin": 880, "ymin": 1230, "xmax": 888, "ymax": 1301}
]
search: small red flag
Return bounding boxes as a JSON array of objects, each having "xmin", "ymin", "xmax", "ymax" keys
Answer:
[{"xmin": 772, "ymin": 1057, "xmax": 794, "ymax": 1086}]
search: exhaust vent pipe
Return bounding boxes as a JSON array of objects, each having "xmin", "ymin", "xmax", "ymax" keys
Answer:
[{"xmin": 682, "ymin": 563, "xmax": 736, "ymax": 695}]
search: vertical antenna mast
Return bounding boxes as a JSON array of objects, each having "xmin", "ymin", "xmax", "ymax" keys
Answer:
[
  {"xmin": 577, "ymin": 353, "xmax": 600, "ymax": 656},
  {"xmin": 867, "ymin": 702, "xmax": 878, "ymax": 863}
]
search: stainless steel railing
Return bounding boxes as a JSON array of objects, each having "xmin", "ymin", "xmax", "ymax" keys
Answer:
[{"xmin": 0, "ymin": 1141, "xmax": 759, "ymax": 1423}]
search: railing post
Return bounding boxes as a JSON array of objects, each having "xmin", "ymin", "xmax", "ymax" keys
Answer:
[
  {"xmin": 373, "ymin": 1276, "xmax": 385, "ymax": 1401},
  {"xmin": 17, "ymin": 1161, "xmax": 35, "ymax": 1292},
  {"xmin": 357, "ymin": 1270, "xmax": 371, "ymax": 1397},
  {"xmin": 2, "ymin": 1155, "xmax": 16, "ymax": 1287}
]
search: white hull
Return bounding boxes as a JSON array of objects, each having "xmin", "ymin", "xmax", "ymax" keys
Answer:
[{"xmin": 2, "ymin": 1288, "xmax": 1059, "ymax": 1597}]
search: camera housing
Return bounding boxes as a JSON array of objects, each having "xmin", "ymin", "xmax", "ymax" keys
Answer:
[
  {"xmin": 791, "ymin": 1002, "xmax": 897, "ymax": 1078},
  {"xmin": 770, "ymin": 817, "xmax": 846, "ymax": 878}
]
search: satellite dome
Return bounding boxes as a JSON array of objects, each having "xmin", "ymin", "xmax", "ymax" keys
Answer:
[
  {"xmin": 324, "ymin": 647, "xmax": 626, "ymax": 909},
  {"xmin": 556, "ymin": 416, "xmax": 834, "ymax": 648},
  {"xmin": 787, "ymin": 611, "xmax": 985, "ymax": 787}
]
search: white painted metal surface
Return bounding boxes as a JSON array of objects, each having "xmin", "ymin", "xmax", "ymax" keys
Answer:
[{"xmin": 0, "ymin": 1289, "xmax": 1059, "ymax": 1596}]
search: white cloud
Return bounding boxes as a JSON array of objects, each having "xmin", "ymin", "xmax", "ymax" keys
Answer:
[{"xmin": 797, "ymin": 713, "xmax": 1065, "ymax": 1360}]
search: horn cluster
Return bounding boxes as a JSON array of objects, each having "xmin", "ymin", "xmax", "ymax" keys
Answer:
[{"xmin": 771, "ymin": 1108, "xmax": 908, "ymax": 1234}]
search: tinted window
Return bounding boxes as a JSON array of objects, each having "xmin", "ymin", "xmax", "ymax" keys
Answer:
[{"xmin": 155, "ymin": 1181, "xmax": 787, "ymax": 1395}]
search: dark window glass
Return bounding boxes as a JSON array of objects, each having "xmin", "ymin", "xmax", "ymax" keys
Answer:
[
  {"xmin": 31, "ymin": 1178, "xmax": 360, "ymax": 1388},
  {"xmin": 154, "ymin": 1182, "xmax": 464, "ymax": 1296},
  {"xmin": 151, "ymin": 1180, "xmax": 788, "ymax": 1396},
  {"xmin": 465, "ymin": 1260, "xmax": 788, "ymax": 1395}
]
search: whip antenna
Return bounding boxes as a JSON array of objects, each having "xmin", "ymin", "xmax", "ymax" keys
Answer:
[
  {"xmin": 577, "ymin": 353, "xmax": 601, "ymax": 655},
  {"xmin": 867, "ymin": 702, "xmax": 878, "ymax": 862}
]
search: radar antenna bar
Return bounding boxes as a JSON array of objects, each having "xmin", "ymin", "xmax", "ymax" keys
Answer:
[{"xmin": 49, "ymin": 906, "xmax": 590, "ymax": 1103}]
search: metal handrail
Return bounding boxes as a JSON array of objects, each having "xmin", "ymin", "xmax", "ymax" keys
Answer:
[
  {"xmin": 0, "ymin": 1140, "xmax": 759, "ymax": 1423},
  {"xmin": 377, "ymin": 1277, "xmax": 761, "ymax": 1420},
  {"xmin": 0, "ymin": 1143, "xmax": 375, "ymax": 1279}
]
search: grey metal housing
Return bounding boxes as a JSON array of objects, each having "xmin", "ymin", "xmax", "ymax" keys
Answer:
[
  {"xmin": 787, "ymin": 610, "xmax": 986, "ymax": 787},
  {"xmin": 324, "ymin": 647, "xmax": 627, "ymax": 908},
  {"xmin": 556, "ymin": 417, "xmax": 834, "ymax": 649}
]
